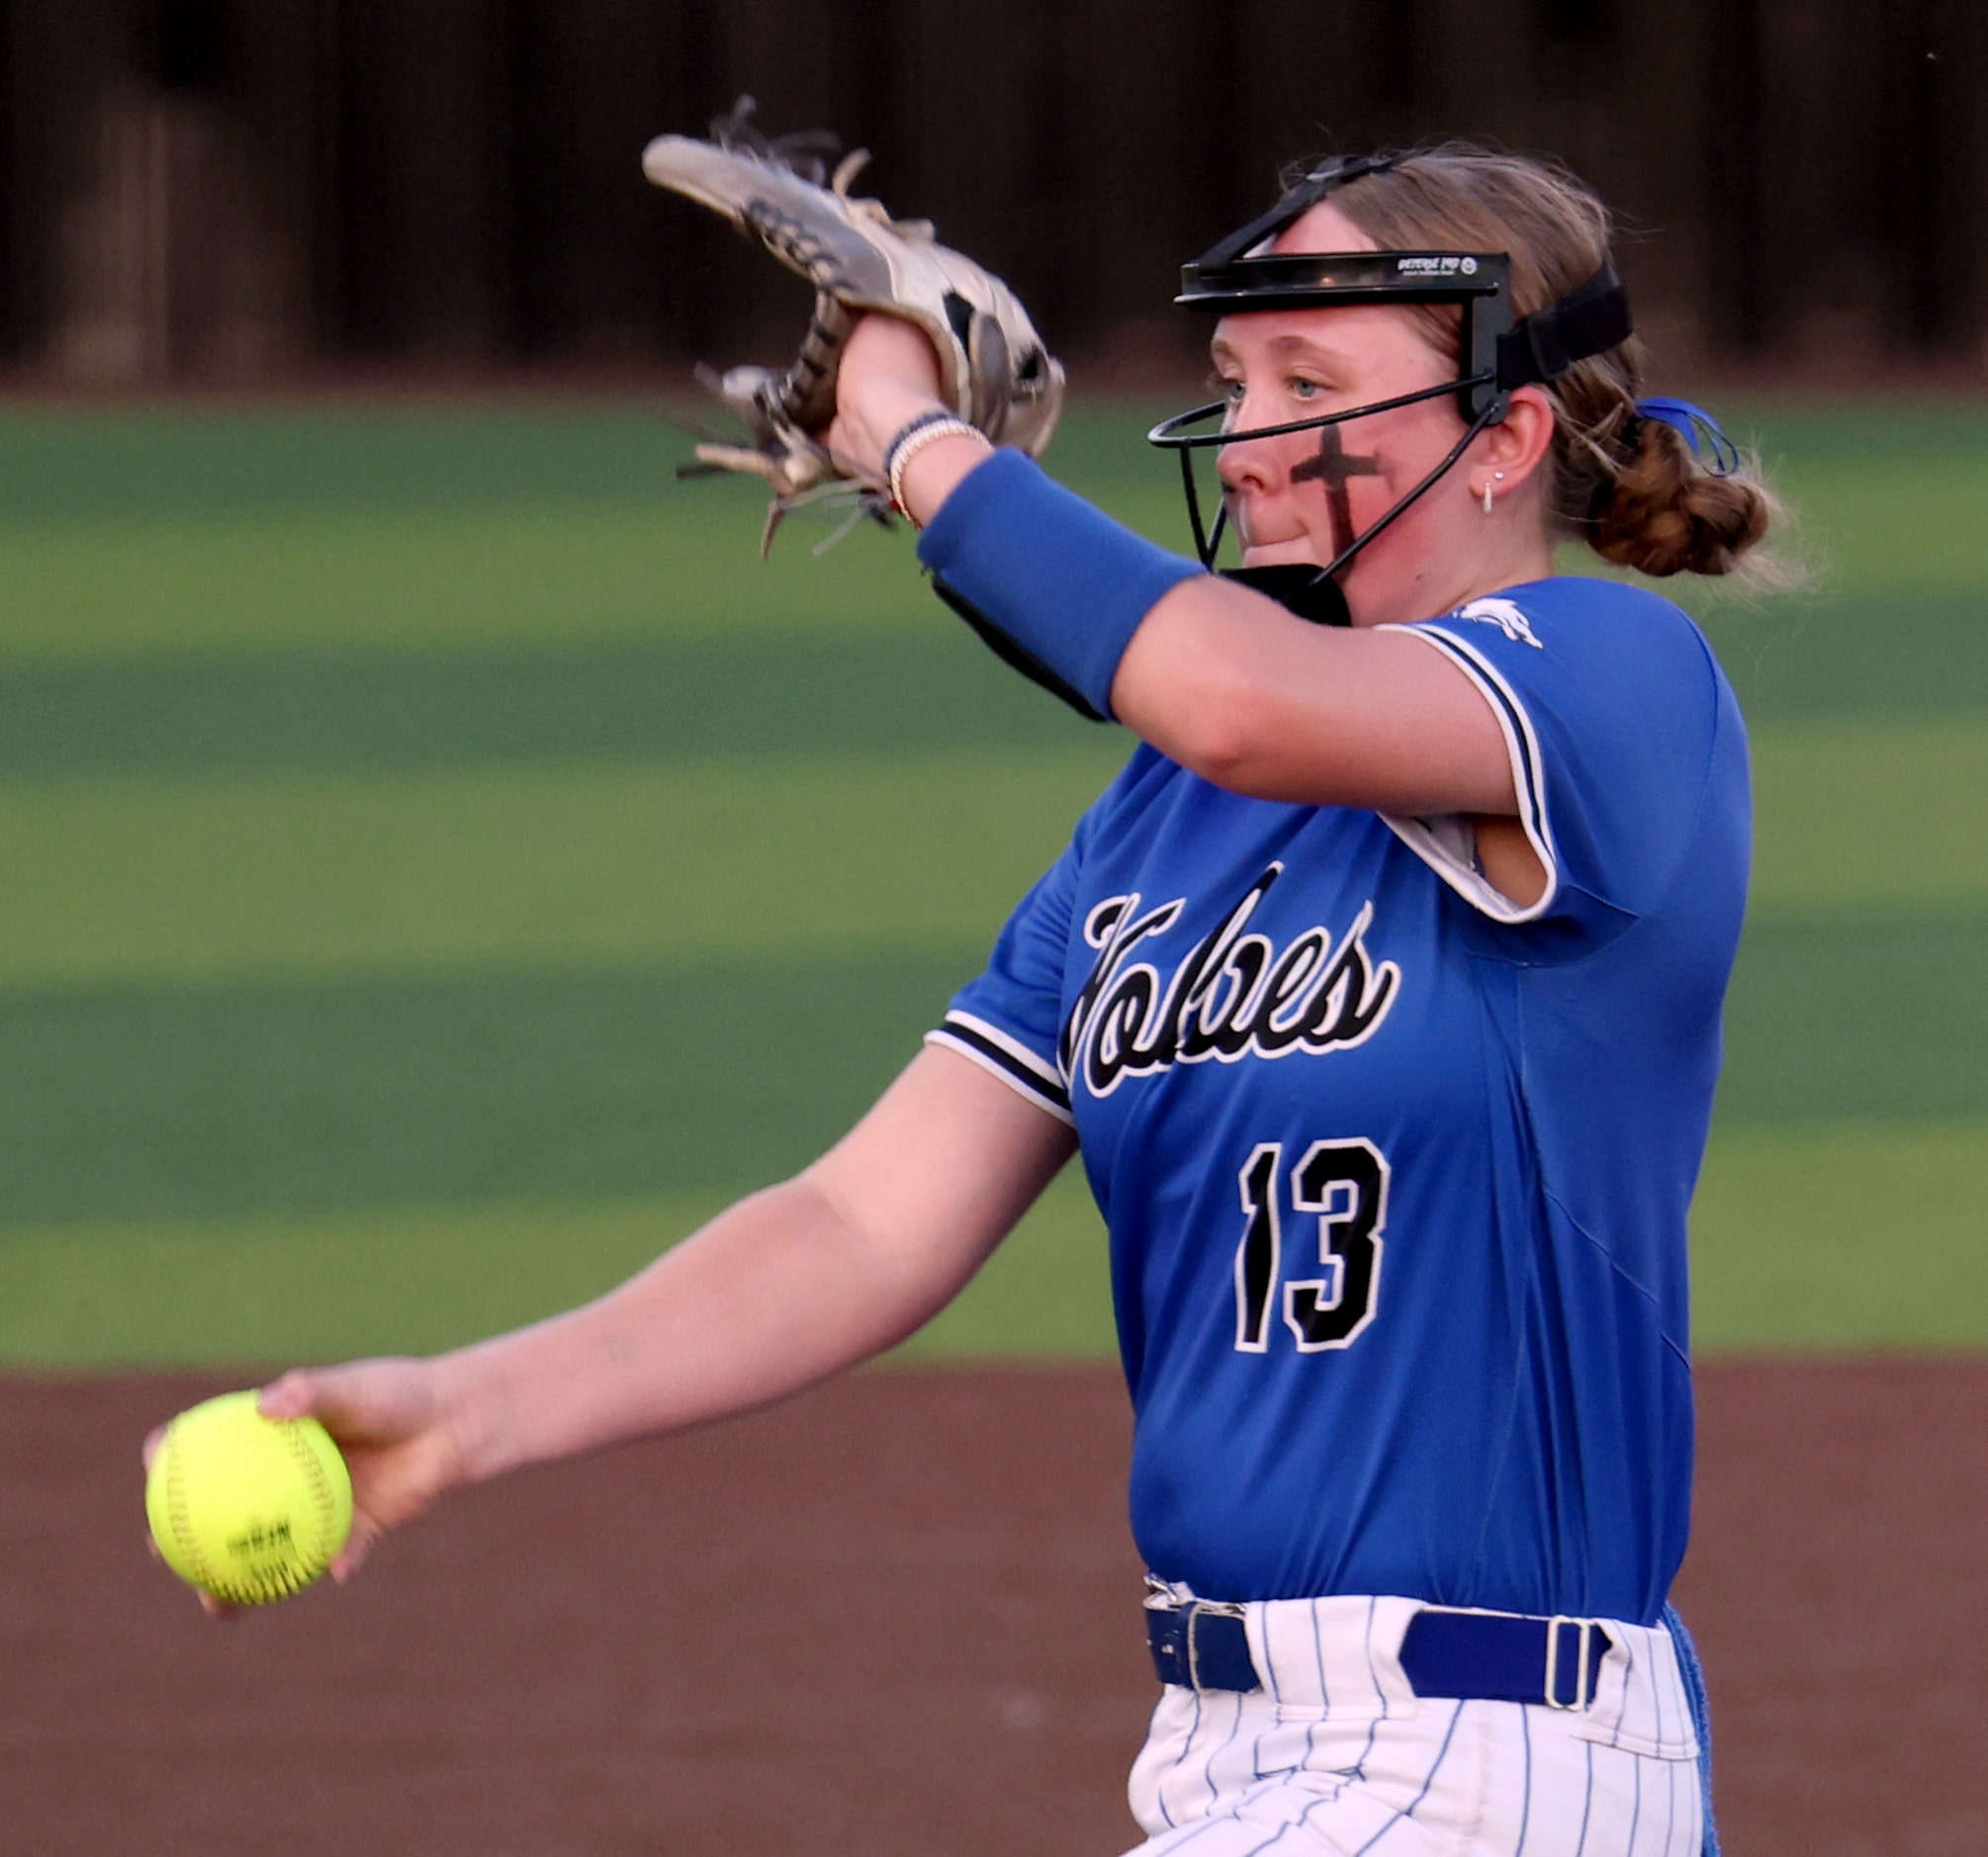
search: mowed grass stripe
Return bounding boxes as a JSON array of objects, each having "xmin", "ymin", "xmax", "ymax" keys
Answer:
[
  {"xmin": 0, "ymin": 405, "xmax": 1188, "ymax": 666},
  {"xmin": 1749, "ymin": 714, "xmax": 1988, "ymax": 915},
  {"xmin": 10, "ymin": 504, "xmax": 1982, "ymax": 719},
  {"xmin": 0, "ymin": 747, "xmax": 1126, "ymax": 987},
  {"xmin": 0, "ymin": 1192, "xmax": 753, "ymax": 1368},
  {"xmin": 2, "ymin": 398, "xmax": 1983, "ymax": 685},
  {"xmin": 0, "ymin": 503, "xmax": 939, "ymax": 662},
  {"xmin": 0, "ymin": 632, "xmax": 1094, "ymax": 779},
  {"xmin": 3, "ymin": 397, "xmax": 1980, "ymax": 558},
  {"xmin": 0, "ymin": 714, "xmax": 1969, "ymax": 990},
  {"xmin": 4, "ymin": 1115, "xmax": 1984, "ymax": 1368},
  {"xmin": 4, "ymin": 627, "xmax": 1984, "ymax": 785},
  {"xmin": 0, "ymin": 400, "xmax": 1189, "ymax": 526},
  {"xmin": 0, "ymin": 909, "xmax": 1979, "ymax": 1231},
  {"xmin": 1718, "ymin": 914, "xmax": 1988, "ymax": 1125},
  {"xmin": 0, "ymin": 492, "xmax": 1193, "ymax": 663},
  {"xmin": 0, "ymin": 1167, "xmax": 1118, "ymax": 1369},
  {"xmin": 1685, "ymin": 397, "xmax": 1988, "ymax": 594},
  {"xmin": 1689, "ymin": 1118, "xmax": 1988, "ymax": 1351},
  {"xmin": 0, "ymin": 950, "xmax": 975, "ymax": 1227},
  {"xmin": 0, "ymin": 405, "xmax": 708, "ymax": 522},
  {"xmin": 1692, "ymin": 590, "xmax": 1988, "ymax": 719}
]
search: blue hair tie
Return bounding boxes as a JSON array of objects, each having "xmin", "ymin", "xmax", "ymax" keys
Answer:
[{"xmin": 1634, "ymin": 398, "xmax": 1742, "ymax": 477}]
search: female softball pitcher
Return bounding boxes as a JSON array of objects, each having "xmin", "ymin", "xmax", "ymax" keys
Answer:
[{"xmin": 170, "ymin": 138, "xmax": 1772, "ymax": 1855}]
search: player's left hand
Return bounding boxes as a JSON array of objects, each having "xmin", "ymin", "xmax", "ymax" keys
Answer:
[
  {"xmin": 821, "ymin": 313, "xmax": 949, "ymax": 483},
  {"xmin": 641, "ymin": 98, "xmax": 1063, "ymax": 545}
]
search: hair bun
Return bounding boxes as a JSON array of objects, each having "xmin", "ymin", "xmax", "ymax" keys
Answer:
[
  {"xmin": 1588, "ymin": 419, "xmax": 1771, "ymax": 578},
  {"xmin": 1324, "ymin": 144, "xmax": 1776, "ymax": 576}
]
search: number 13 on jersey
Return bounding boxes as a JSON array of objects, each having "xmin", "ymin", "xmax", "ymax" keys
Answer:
[{"xmin": 1233, "ymin": 1138, "xmax": 1390, "ymax": 1353}]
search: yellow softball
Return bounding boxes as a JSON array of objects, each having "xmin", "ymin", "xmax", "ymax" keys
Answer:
[{"xmin": 145, "ymin": 1390, "xmax": 354, "ymax": 1606}]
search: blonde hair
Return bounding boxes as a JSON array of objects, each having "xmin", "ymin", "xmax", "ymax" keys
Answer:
[{"xmin": 1307, "ymin": 143, "xmax": 1772, "ymax": 577}]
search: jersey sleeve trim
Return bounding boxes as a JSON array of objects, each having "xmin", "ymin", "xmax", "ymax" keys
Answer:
[
  {"xmin": 1374, "ymin": 622, "xmax": 1559, "ymax": 926},
  {"xmin": 926, "ymin": 1012, "xmax": 1075, "ymax": 1125}
]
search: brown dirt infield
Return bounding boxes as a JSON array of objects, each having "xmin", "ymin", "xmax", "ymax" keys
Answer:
[{"xmin": 0, "ymin": 1359, "xmax": 1981, "ymax": 1856}]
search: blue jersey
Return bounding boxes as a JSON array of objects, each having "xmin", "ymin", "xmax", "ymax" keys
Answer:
[{"xmin": 929, "ymin": 576, "xmax": 1750, "ymax": 1626}]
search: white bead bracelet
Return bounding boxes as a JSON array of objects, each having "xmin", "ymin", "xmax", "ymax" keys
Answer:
[{"xmin": 884, "ymin": 412, "xmax": 984, "ymax": 520}]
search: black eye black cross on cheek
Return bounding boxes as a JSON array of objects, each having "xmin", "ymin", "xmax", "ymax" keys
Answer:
[{"xmin": 1290, "ymin": 424, "xmax": 1384, "ymax": 562}]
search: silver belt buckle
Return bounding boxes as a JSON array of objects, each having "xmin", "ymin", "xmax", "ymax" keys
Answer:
[
  {"xmin": 1543, "ymin": 1615, "xmax": 1598, "ymax": 1711},
  {"xmin": 1185, "ymin": 1600, "xmax": 1245, "ymax": 1691}
]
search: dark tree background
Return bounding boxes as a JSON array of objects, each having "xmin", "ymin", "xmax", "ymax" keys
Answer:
[{"xmin": 0, "ymin": 0, "xmax": 1980, "ymax": 383}]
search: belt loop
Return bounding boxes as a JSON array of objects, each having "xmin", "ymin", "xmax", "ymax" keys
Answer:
[{"xmin": 1544, "ymin": 1616, "xmax": 1596, "ymax": 1711}]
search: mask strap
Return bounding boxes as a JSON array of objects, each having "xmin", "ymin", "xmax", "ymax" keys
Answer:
[
  {"xmin": 1190, "ymin": 151, "xmax": 1408, "ymax": 272},
  {"xmin": 1495, "ymin": 260, "xmax": 1633, "ymax": 390}
]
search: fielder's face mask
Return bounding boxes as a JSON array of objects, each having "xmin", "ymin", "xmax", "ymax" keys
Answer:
[{"xmin": 1148, "ymin": 152, "xmax": 1633, "ymax": 625}]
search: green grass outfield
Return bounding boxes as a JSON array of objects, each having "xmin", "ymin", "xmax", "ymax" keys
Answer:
[{"xmin": 0, "ymin": 396, "xmax": 1981, "ymax": 1367}]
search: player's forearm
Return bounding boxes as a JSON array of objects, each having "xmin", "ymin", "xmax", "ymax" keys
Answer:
[
  {"xmin": 913, "ymin": 454, "xmax": 1517, "ymax": 813},
  {"xmin": 434, "ymin": 1175, "xmax": 955, "ymax": 1484}
]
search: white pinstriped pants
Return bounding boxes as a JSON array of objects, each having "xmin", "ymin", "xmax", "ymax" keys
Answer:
[{"xmin": 1122, "ymin": 1593, "xmax": 1703, "ymax": 1857}]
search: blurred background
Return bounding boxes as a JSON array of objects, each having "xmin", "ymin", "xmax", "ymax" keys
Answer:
[
  {"xmin": 1, "ymin": 9, "xmax": 1985, "ymax": 1853},
  {"xmin": 2, "ymin": 0, "xmax": 1984, "ymax": 386},
  {"xmin": 0, "ymin": 1, "xmax": 1981, "ymax": 1369}
]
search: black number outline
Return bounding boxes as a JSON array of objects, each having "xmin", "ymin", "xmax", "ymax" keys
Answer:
[
  {"xmin": 1232, "ymin": 1143, "xmax": 1283, "ymax": 1353},
  {"xmin": 1282, "ymin": 1137, "xmax": 1390, "ymax": 1352}
]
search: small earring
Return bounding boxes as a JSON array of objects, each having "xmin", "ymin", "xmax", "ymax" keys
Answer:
[{"xmin": 1481, "ymin": 470, "xmax": 1506, "ymax": 515}]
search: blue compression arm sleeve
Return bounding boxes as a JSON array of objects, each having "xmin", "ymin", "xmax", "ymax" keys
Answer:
[{"xmin": 915, "ymin": 448, "xmax": 1206, "ymax": 721}]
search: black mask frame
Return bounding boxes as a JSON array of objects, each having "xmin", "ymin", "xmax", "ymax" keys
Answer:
[{"xmin": 1148, "ymin": 154, "xmax": 1633, "ymax": 610}]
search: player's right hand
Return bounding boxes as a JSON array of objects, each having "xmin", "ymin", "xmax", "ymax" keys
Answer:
[{"xmin": 256, "ymin": 1360, "xmax": 470, "ymax": 1583}]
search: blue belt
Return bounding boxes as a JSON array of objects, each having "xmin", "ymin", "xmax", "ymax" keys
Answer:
[{"xmin": 1146, "ymin": 1603, "xmax": 1614, "ymax": 1711}]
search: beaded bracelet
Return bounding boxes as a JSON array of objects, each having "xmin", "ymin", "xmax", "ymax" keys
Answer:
[{"xmin": 884, "ymin": 411, "xmax": 984, "ymax": 519}]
